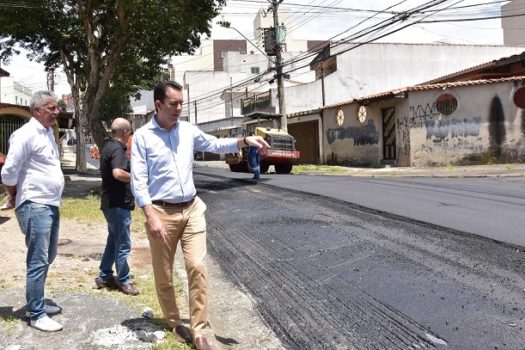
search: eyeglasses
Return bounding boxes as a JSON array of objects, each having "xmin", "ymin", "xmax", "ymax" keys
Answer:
[{"xmin": 37, "ymin": 105, "xmax": 59, "ymax": 113}]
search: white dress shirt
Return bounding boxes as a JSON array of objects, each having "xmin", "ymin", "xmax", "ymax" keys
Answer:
[{"xmin": 1, "ymin": 117, "xmax": 64, "ymax": 208}]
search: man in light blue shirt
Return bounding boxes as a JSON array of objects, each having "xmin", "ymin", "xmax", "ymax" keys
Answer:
[
  {"xmin": 130, "ymin": 81, "xmax": 269, "ymax": 350},
  {"xmin": 1, "ymin": 90, "xmax": 64, "ymax": 332}
]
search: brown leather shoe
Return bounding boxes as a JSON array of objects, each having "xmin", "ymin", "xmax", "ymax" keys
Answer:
[
  {"xmin": 119, "ymin": 283, "xmax": 139, "ymax": 296},
  {"xmin": 173, "ymin": 324, "xmax": 192, "ymax": 343},
  {"xmin": 95, "ymin": 276, "xmax": 119, "ymax": 290},
  {"xmin": 194, "ymin": 336, "xmax": 212, "ymax": 350}
]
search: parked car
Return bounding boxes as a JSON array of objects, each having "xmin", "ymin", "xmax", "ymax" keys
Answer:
[{"xmin": 0, "ymin": 152, "xmax": 5, "ymax": 176}]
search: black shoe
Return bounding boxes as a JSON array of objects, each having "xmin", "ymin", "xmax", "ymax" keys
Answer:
[
  {"xmin": 173, "ymin": 324, "xmax": 193, "ymax": 343},
  {"xmin": 94, "ymin": 276, "xmax": 118, "ymax": 290}
]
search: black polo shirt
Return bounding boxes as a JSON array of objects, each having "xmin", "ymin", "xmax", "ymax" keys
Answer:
[{"xmin": 100, "ymin": 138, "xmax": 135, "ymax": 210}]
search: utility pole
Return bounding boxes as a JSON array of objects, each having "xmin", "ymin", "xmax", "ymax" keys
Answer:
[
  {"xmin": 230, "ymin": 76, "xmax": 234, "ymax": 125},
  {"xmin": 271, "ymin": 0, "xmax": 287, "ymax": 131},
  {"xmin": 185, "ymin": 83, "xmax": 191, "ymax": 123}
]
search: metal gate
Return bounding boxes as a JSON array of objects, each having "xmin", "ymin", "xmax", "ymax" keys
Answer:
[
  {"xmin": 288, "ymin": 120, "xmax": 320, "ymax": 164},
  {"xmin": 0, "ymin": 116, "xmax": 25, "ymax": 154},
  {"xmin": 382, "ymin": 107, "xmax": 396, "ymax": 160}
]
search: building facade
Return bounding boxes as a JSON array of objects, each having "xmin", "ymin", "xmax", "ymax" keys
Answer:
[{"xmin": 321, "ymin": 76, "xmax": 525, "ymax": 167}]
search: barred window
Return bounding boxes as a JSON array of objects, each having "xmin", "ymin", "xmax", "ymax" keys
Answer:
[{"xmin": 435, "ymin": 93, "xmax": 458, "ymax": 115}]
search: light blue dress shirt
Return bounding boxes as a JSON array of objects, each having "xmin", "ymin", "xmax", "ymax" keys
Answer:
[{"xmin": 130, "ymin": 116, "xmax": 239, "ymax": 208}]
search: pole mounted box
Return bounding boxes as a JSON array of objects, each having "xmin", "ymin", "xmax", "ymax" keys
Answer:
[{"xmin": 263, "ymin": 27, "xmax": 277, "ymax": 56}]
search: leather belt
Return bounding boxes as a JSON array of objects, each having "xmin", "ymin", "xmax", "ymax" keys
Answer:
[{"xmin": 152, "ymin": 198, "xmax": 195, "ymax": 208}]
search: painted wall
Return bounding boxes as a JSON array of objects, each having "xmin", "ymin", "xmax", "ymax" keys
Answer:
[
  {"xmin": 407, "ymin": 81, "xmax": 525, "ymax": 166},
  {"xmin": 323, "ymin": 103, "xmax": 382, "ymax": 166}
]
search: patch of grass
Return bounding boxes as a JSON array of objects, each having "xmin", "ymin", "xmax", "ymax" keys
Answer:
[
  {"xmin": 0, "ymin": 278, "xmax": 9, "ymax": 289},
  {"xmin": 152, "ymin": 333, "xmax": 194, "ymax": 350},
  {"xmin": 505, "ymin": 164, "xmax": 513, "ymax": 170},
  {"xmin": 0, "ymin": 314, "xmax": 19, "ymax": 334},
  {"xmin": 481, "ymin": 152, "xmax": 498, "ymax": 165},
  {"xmin": 293, "ymin": 164, "xmax": 348, "ymax": 175},
  {"xmin": 61, "ymin": 195, "xmax": 145, "ymax": 232},
  {"xmin": 61, "ymin": 195, "xmax": 103, "ymax": 224},
  {"xmin": 446, "ymin": 163, "xmax": 455, "ymax": 171},
  {"xmin": 60, "ymin": 195, "xmax": 187, "ymax": 349}
]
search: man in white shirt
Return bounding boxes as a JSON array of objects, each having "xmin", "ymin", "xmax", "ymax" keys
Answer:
[{"xmin": 1, "ymin": 90, "xmax": 64, "ymax": 332}]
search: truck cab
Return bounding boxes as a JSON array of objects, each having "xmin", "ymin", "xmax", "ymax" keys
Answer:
[{"xmin": 225, "ymin": 112, "xmax": 300, "ymax": 174}]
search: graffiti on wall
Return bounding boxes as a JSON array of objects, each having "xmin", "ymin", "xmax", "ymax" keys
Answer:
[
  {"xmin": 417, "ymin": 137, "xmax": 484, "ymax": 154},
  {"xmin": 409, "ymin": 103, "xmax": 439, "ymax": 127},
  {"xmin": 425, "ymin": 116, "xmax": 482, "ymax": 140},
  {"xmin": 521, "ymin": 109, "xmax": 525, "ymax": 136},
  {"xmin": 409, "ymin": 102, "xmax": 482, "ymax": 141},
  {"xmin": 326, "ymin": 119, "xmax": 379, "ymax": 145},
  {"xmin": 396, "ymin": 115, "xmax": 411, "ymax": 157},
  {"xmin": 489, "ymin": 95, "xmax": 506, "ymax": 155}
]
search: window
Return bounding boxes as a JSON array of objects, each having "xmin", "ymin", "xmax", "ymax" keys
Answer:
[
  {"xmin": 513, "ymin": 87, "xmax": 525, "ymax": 109},
  {"xmin": 435, "ymin": 93, "xmax": 458, "ymax": 115},
  {"xmin": 251, "ymin": 67, "xmax": 260, "ymax": 74},
  {"xmin": 357, "ymin": 105, "xmax": 367, "ymax": 124},
  {"xmin": 336, "ymin": 109, "xmax": 345, "ymax": 126},
  {"xmin": 15, "ymin": 96, "xmax": 18, "ymax": 104}
]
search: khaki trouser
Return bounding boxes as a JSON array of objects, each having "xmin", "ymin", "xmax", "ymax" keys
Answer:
[{"xmin": 147, "ymin": 196, "xmax": 208, "ymax": 337}]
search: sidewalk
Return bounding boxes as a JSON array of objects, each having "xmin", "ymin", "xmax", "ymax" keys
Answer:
[{"xmin": 194, "ymin": 161, "xmax": 525, "ymax": 178}]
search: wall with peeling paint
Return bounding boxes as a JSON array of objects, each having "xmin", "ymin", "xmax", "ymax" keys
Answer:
[{"xmin": 407, "ymin": 80, "xmax": 525, "ymax": 166}]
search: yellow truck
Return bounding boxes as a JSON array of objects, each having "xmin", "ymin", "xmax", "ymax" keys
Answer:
[{"xmin": 225, "ymin": 112, "xmax": 300, "ymax": 174}]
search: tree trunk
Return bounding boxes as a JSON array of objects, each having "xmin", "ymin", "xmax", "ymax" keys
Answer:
[{"xmin": 75, "ymin": 106, "xmax": 87, "ymax": 174}]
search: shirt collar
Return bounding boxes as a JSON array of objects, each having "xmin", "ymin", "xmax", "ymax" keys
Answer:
[
  {"xmin": 151, "ymin": 114, "xmax": 179, "ymax": 131},
  {"xmin": 29, "ymin": 117, "xmax": 50, "ymax": 133}
]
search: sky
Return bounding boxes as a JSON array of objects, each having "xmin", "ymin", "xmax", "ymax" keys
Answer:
[{"xmin": 1, "ymin": 0, "xmax": 510, "ymax": 98}]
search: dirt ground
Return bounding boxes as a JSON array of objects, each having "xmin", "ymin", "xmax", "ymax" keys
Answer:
[
  {"xmin": 0, "ymin": 175, "xmax": 283, "ymax": 350},
  {"xmin": 0, "ymin": 210, "xmax": 154, "ymax": 292}
]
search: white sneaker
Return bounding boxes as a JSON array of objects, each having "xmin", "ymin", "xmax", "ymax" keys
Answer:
[
  {"xmin": 30, "ymin": 315, "xmax": 63, "ymax": 332},
  {"xmin": 25, "ymin": 304, "xmax": 62, "ymax": 318}
]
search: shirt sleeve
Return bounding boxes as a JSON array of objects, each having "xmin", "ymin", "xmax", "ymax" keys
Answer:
[
  {"xmin": 192, "ymin": 125, "xmax": 239, "ymax": 154},
  {"xmin": 130, "ymin": 132, "xmax": 151, "ymax": 208},
  {"xmin": 1, "ymin": 130, "xmax": 32, "ymax": 187},
  {"xmin": 110, "ymin": 145, "xmax": 129, "ymax": 171}
]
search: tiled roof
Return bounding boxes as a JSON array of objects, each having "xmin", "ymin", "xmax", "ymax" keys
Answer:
[{"xmin": 323, "ymin": 75, "xmax": 525, "ymax": 109}]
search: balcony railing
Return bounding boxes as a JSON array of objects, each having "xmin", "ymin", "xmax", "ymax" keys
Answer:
[{"xmin": 241, "ymin": 92, "xmax": 275, "ymax": 115}]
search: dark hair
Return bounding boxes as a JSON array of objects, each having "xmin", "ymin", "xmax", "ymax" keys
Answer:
[{"xmin": 154, "ymin": 81, "xmax": 183, "ymax": 104}]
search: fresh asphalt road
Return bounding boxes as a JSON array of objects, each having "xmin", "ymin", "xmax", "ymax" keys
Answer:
[
  {"xmin": 194, "ymin": 166, "xmax": 525, "ymax": 248},
  {"xmin": 194, "ymin": 172, "xmax": 525, "ymax": 349}
]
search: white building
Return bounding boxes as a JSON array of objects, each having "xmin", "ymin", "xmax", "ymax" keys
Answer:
[
  {"xmin": 0, "ymin": 70, "xmax": 32, "ymax": 107},
  {"xmin": 502, "ymin": 0, "xmax": 525, "ymax": 46},
  {"xmin": 285, "ymin": 42, "xmax": 525, "ymax": 115}
]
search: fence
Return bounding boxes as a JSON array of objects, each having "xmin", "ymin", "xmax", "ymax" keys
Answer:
[{"xmin": 0, "ymin": 116, "xmax": 25, "ymax": 154}]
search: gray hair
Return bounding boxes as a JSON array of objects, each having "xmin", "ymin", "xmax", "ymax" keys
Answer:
[{"xmin": 30, "ymin": 90, "xmax": 57, "ymax": 113}]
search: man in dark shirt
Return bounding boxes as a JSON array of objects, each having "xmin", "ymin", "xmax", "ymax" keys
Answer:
[{"xmin": 95, "ymin": 118, "xmax": 139, "ymax": 295}]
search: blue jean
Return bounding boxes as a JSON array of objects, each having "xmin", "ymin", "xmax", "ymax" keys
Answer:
[
  {"xmin": 99, "ymin": 207, "xmax": 132, "ymax": 286},
  {"xmin": 15, "ymin": 201, "xmax": 60, "ymax": 321}
]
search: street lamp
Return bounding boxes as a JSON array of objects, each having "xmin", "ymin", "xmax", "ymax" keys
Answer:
[
  {"xmin": 217, "ymin": 20, "xmax": 287, "ymax": 131},
  {"xmin": 217, "ymin": 21, "xmax": 274, "ymax": 63}
]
